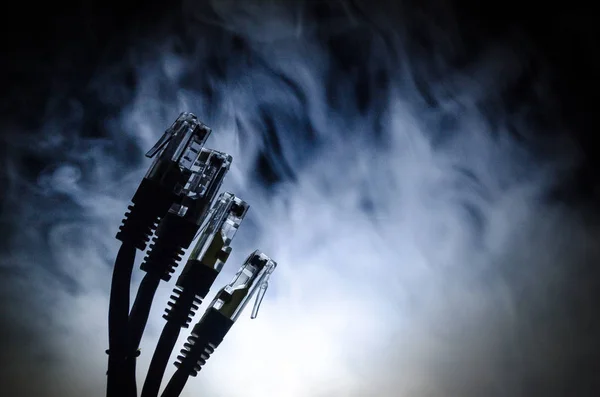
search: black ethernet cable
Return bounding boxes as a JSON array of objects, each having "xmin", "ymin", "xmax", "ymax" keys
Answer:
[
  {"xmin": 124, "ymin": 149, "xmax": 233, "ymax": 397},
  {"xmin": 140, "ymin": 193, "xmax": 249, "ymax": 397},
  {"xmin": 107, "ymin": 113, "xmax": 211, "ymax": 397},
  {"xmin": 160, "ymin": 251, "xmax": 278, "ymax": 397}
]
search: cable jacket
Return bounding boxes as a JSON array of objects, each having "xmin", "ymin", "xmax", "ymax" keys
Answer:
[
  {"xmin": 106, "ymin": 242, "xmax": 137, "ymax": 397},
  {"xmin": 123, "ymin": 274, "xmax": 161, "ymax": 397},
  {"xmin": 129, "ymin": 274, "xmax": 162, "ymax": 349},
  {"xmin": 161, "ymin": 368, "xmax": 189, "ymax": 397},
  {"xmin": 141, "ymin": 323, "xmax": 181, "ymax": 397}
]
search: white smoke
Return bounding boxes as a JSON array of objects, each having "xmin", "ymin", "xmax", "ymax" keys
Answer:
[{"xmin": 1, "ymin": 1, "xmax": 597, "ymax": 397}]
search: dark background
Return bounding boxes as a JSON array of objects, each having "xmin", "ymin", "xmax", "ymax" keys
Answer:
[
  {"xmin": 2, "ymin": 0, "xmax": 598, "ymax": 202},
  {"xmin": 1, "ymin": 0, "xmax": 598, "ymax": 395}
]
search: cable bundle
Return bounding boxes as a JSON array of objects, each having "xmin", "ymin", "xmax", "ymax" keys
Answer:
[{"xmin": 106, "ymin": 113, "xmax": 278, "ymax": 397}]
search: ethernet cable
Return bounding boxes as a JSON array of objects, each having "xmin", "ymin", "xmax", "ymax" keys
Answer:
[
  {"xmin": 141, "ymin": 193, "xmax": 249, "ymax": 397},
  {"xmin": 160, "ymin": 251, "xmax": 278, "ymax": 397},
  {"xmin": 107, "ymin": 113, "xmax": 211, "ymax": 397},
  {"xmin": 124, "ymin": 149, "xmax": 233, "ymax": 396}
]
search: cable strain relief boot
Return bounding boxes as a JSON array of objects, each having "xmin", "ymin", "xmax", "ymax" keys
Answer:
[
  {"xmin": 140, "ymin": 213, "xmax": 199, "ymax": 281},
  {"xmin": 174, "ymin": 309, "xmax": 233, "ymax": 377},
  {"xmin": 177, "ymin": 260, "xmax": 219, "ymax": 298},
  {"xmin": 116, "ymin": 178, "xmax": 178, "ymax": 250},
  {"xmin": 163, "ymin": 287, "xmax": 202, "ymax": 328},
  {"xmin": 163, "ymin": 262, "xmax": 219, "ymax": 327}
]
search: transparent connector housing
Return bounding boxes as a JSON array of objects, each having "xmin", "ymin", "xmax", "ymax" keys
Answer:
[
  {"xmin": 183, "ymin": 149, "xmax": 232, "ymax": 200},
  {"xmin": 169, "ymin": 149, "xmax": 233, "ymax": 226},
  {"xmin": 188, "ymin": 192, "xmax": 249, "ymax": 272},
  {"xmin": 144, "ymin": 112, "xmax": 212, "ymax": 193},
  {"xmin": 208, "ymin": 250, "xmax": 277, "ymax": 322}
]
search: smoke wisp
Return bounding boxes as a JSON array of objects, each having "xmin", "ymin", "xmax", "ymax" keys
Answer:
[{"xmin": 1, "ymin": 1, "xmax": 598, "ymax": 396}]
